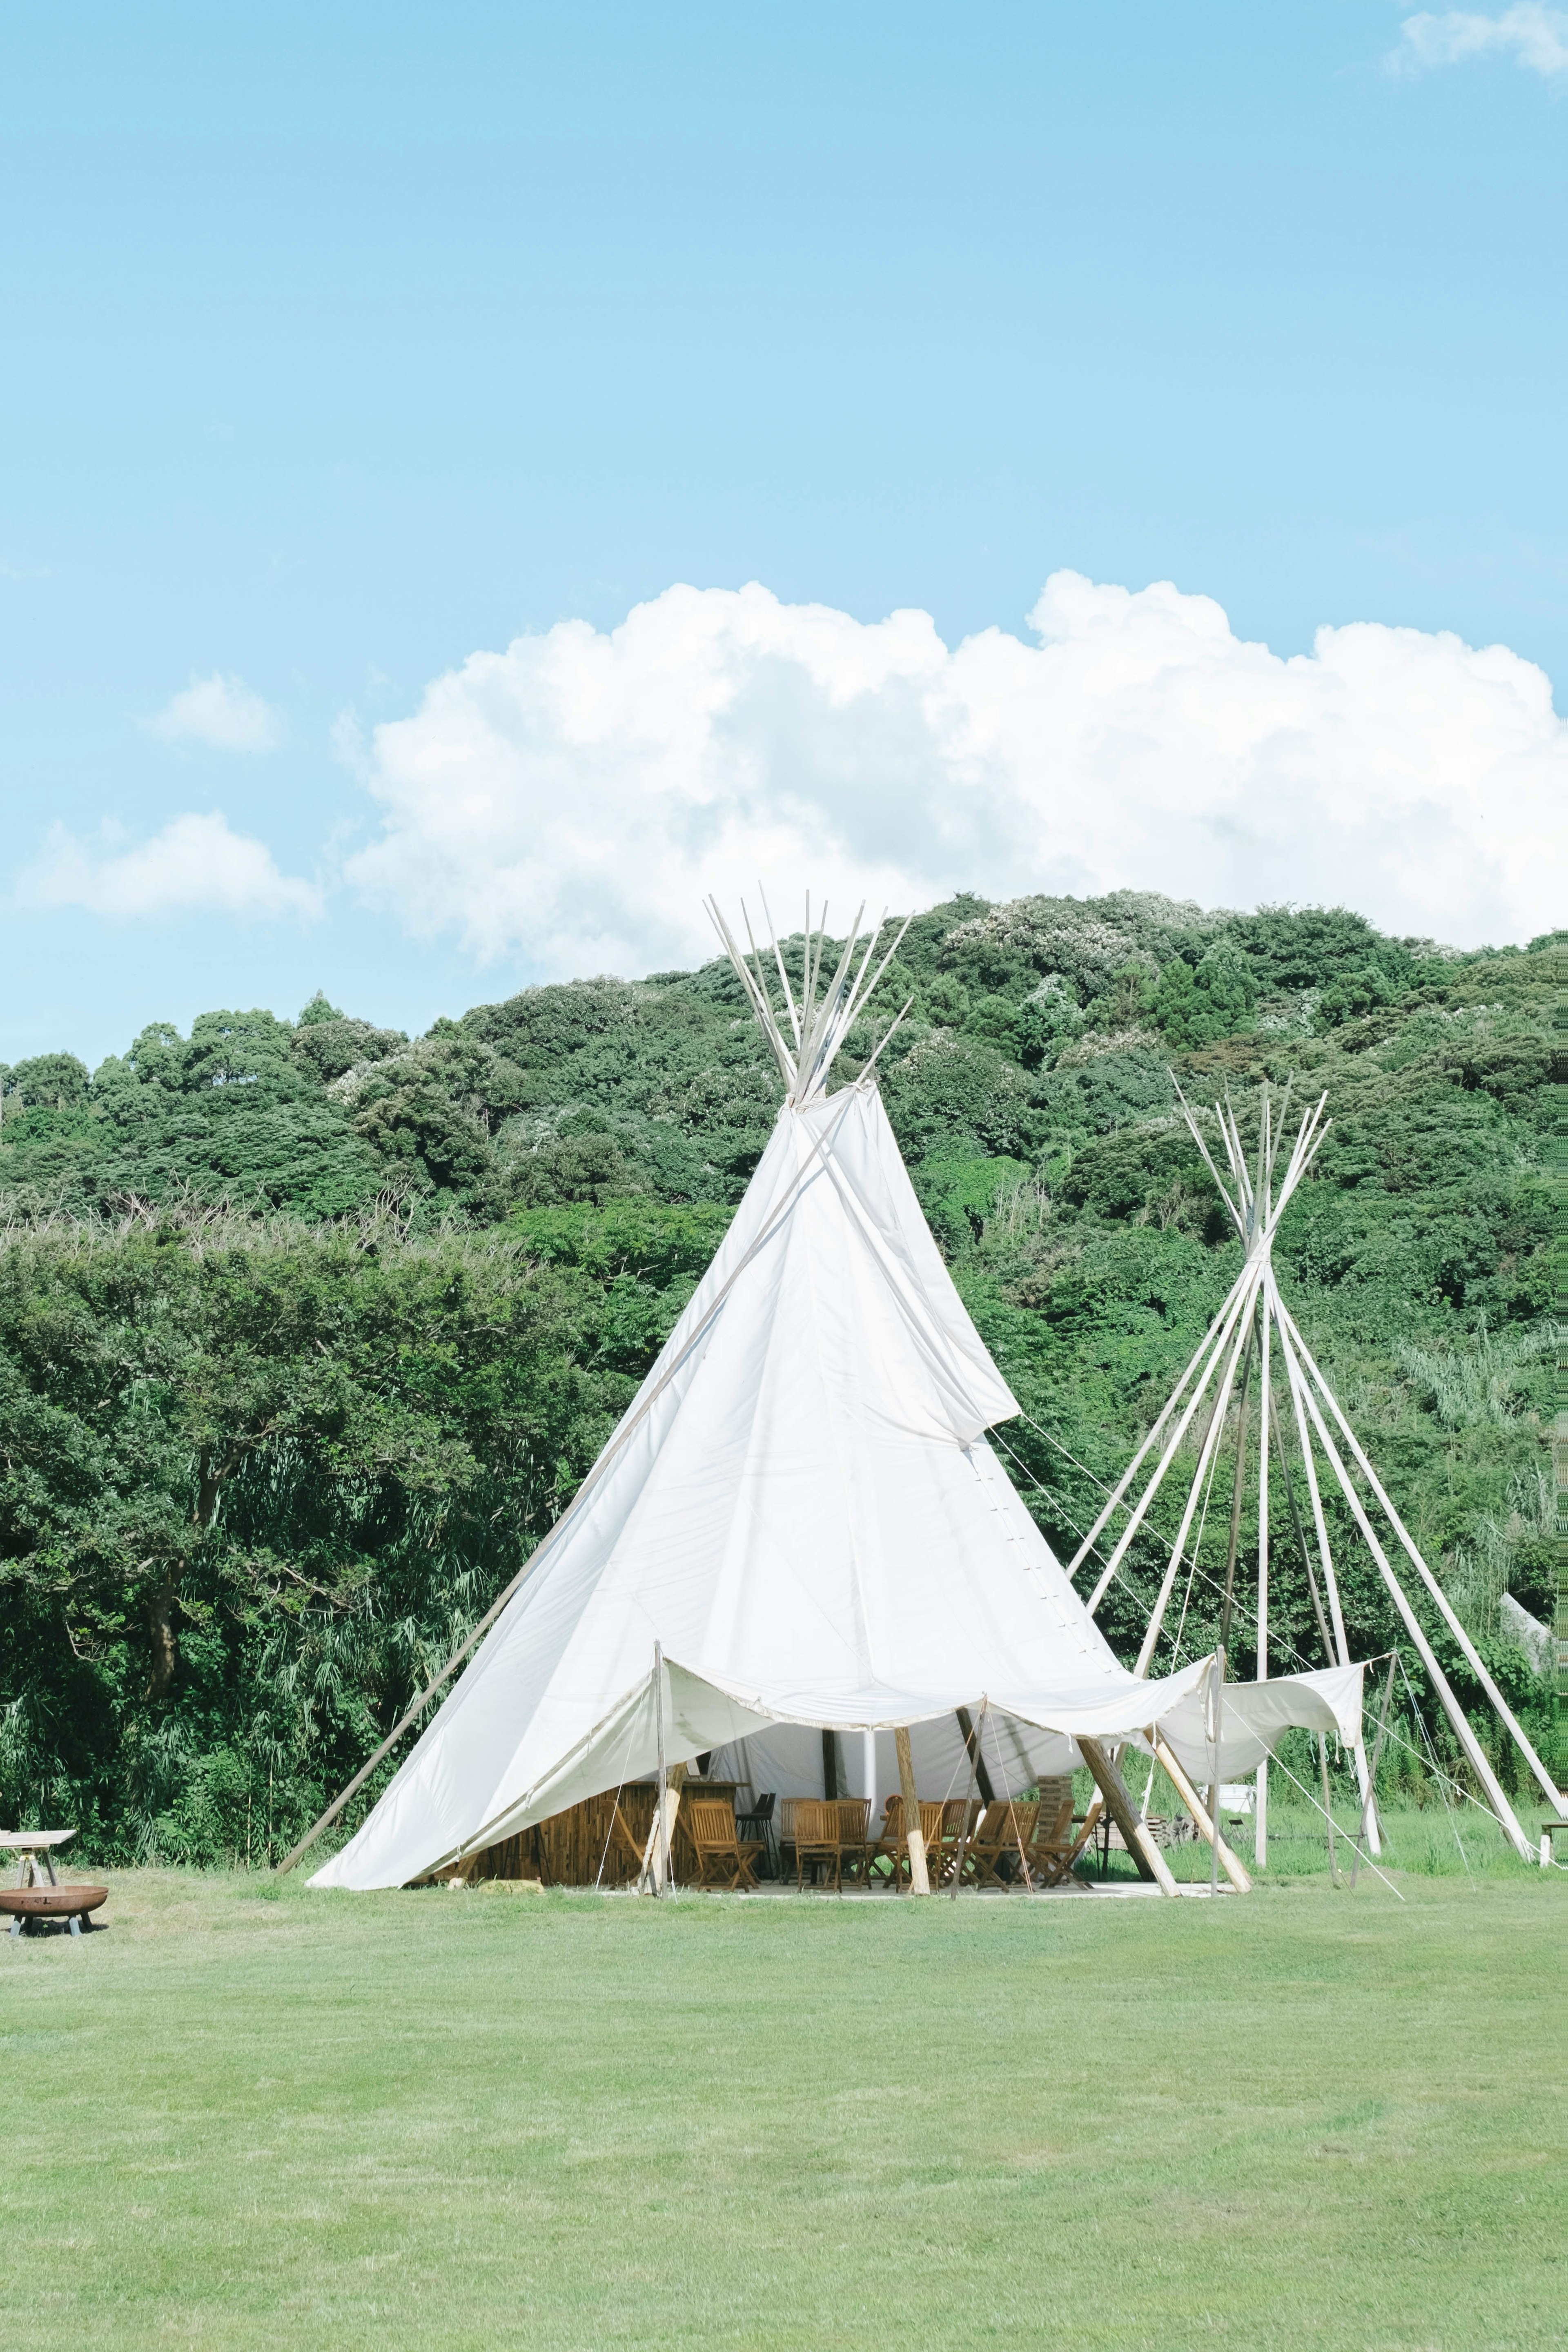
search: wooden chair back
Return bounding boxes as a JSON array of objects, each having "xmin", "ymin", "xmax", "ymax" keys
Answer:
[
  {"xmin": 928, "ymin": 1795, "xmax": 980, "ymax": 1882},
  {"xmin": 792, "ymin": 1800, "xmax": 840, "ymax": 1848},
  {"xmin": 686, "ymin": 1797, "xmax": 740, "ymax": 1852},
  {"xmin": 976, "ymin": 1796, "xmax": 1040, "ymax": 1852}
]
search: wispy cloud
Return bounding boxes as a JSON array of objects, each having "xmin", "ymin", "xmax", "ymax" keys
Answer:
[
  {"xmin": 150, "ymin": 673, "xmax": 278, "ymax": 752},
  {"xmin": 1392, "ymin": 5, "xmax": 1568, "ymax": 78},
  {"xmin": 18, "ymin": 812, "xmax": 322, "ymax": 922}
]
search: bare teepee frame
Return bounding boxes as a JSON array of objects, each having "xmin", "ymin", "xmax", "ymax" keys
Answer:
[{"xmin": 1064, "ymin": 1081, "xmax": 1558, "ymax": 1868}]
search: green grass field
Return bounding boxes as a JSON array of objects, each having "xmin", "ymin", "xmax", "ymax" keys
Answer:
[{"xmin": 4, "ymin": 1857, "xmax": 1563, "ymax": 2351}]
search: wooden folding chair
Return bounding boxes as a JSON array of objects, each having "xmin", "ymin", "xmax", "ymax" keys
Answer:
[
  {"xmin": 793, "ymin": 1799, "xmax": 849, "ymax": 1889},
  {"xmin": 1024, "ymin": 1794, "xmax": 1094, "ymax": 1888},
  {"xmin": 961, "ymin": 1798, "xmax": 1040, "ymax": 1889},
  {"xmin": 865, "ymin": 1797, "xmax": 948, "ymax": 1890},
  {"xmin": 686, "ymin": 1797, "xmax": 764, "ymax": 1891},
  {"xmin": 832, "ymin": 1797, "xmax": 873, "ymax": 1884},
  {"xmin": 923, "ymin": 1797, "xmax": 980, "ymax": 1887}
]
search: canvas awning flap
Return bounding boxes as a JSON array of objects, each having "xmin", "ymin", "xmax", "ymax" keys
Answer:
[{"xmin": 1153, "ymin": 1663, "xmax": 1365, "ymax": 1784}]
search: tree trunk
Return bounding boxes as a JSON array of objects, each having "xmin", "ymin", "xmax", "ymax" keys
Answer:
[{"xmin": 146, "ymin": 1571, "xmax": 177, "ymax": 1699}]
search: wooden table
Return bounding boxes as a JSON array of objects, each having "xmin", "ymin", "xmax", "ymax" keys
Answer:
[{"xmin": 0, "ymin": 1830, "xmax": 76, "ymax": 1888}]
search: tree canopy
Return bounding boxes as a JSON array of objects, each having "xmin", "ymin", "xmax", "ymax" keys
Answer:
[{"xmin": 0, "ymin": 897, "xmax": 1554, "ymax": 1860}]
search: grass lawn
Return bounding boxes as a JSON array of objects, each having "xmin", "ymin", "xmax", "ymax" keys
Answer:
[{"xmin": 3, "ymin": 1858, "xmax": 1563, "ymax": 2350}]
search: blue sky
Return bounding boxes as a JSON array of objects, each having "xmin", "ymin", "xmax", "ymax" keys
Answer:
[{"xmin": 3, "ymin": 3, "xmax": 1564, "ymax": 1069}]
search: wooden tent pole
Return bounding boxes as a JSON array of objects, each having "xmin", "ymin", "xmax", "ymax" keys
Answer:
[
  {"xmin": 949, "ymin": 1698, "xmax": 987, "ymax": 1900},
  {"xmin": 1277, "ymin": 1295, "xmax": 1563, "ymax": 1814},
  {"xmin": 1320, "ymin": 1737, "xmax": 1341, "ymax": 1886},
  {"xmin": 1216, "ymin": 1310, "xmax": 1256, "ymax": 1658},
  {"xmin": 1083, "ymin": 1270, "xmax": 1258, "ymax": 1613},
  {"xmin": 1350, "ymin": 1657, "xmax": 1399, "ymax": 1890},
  {"xmin": 1269, "ymin": 1384, "xmax": 1336, "ymax": 1663},
  {"xmin": 894, "ymin": 1726, "xmax": 931, "ymax": 1895},
  {"xmin": 654, "ymin": 1645, "xmax": 670, "ymax": 1897},
  {"xmin": 954, "ymin": 1707, "xmax": 995, "ymax": 1806},
  {"xmin": 1152, "ymin": 1735, "xmax": 1252, "ymax": 1892},
  {"xmin": 1078, "ymin": 1738, "xmax": 1178, "ymax": 1895},
  {"xmin": 1066, "ymin": 1259, "xmax": 1253, "ymax": 1580},
  {"xmin": 1271, "ymin": 1283, "xmax": 1377, "ymax": 1844},
  {"xmin": 1283, "ymin": 1319, "xmax": 1535, "ymax": 1862},
  {"xmin": 1255, "ymin": 1298, "xmax": 1271, "ymax": 1870},
  {"xmin": 1131, "ymin": 1281, "xmax": 1260, "ymax": 1674},
  {"xmin": 1212, "ymin": 1316, "xmax": 1255, "ymax": 1897}
]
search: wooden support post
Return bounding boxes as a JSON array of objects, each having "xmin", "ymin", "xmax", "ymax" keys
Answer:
[
  {"xmin": 1320, "ymin": 1736, "xmax": 1341, "ymax": 1887},
  {"xmin": 894, "ymin": 1726, "xmax": 930, "ymax": 1895},
  {"xmin": 1255, "ymin": 1304, "xmax": 1271, "ymax": 1870},
  {"xmin": 638, "ymin": 1645, "xmax": 686, "ymax": 1896},
  {"xmin": 1152, "ymin": 1735, "xmax": 1253, "ymax": 1893},
  {"xmin": 954, "ymin": 1707, "xmax": 995, "ymax": 1806},
  {"xmin": 821, "ymin": 1728, "xmax": 839, "ymax": 1800},
  {"xmin": 1078, "ymin": 1737, "xmax": 1179, "ymax": 1897},
  {"xmin": 1272, "ymin": 1293, "xmax": 1378, "ymax": 1846},
  {"xmin": 1131, "ymin": 1278, "xmax": 1262, "ymax": 1674},
  {"xmin": 1281, "ymin": 1304, "xmax": 1536, "ymax": 1864},
  {"xmin": 655, "ymin": 1642, "xmax": 669, "ymax": 1896},
  {"xmin": 1350, "ymin": 1657, "xmax": 1399, "ymax": 1890},
  {"xmin": 639, "ymin": 1765, "xmax": 686, "ymax": 1893},
  {"xmin": 949, "ymin": 1699, "xmax": 987, "ymax": 1900}
]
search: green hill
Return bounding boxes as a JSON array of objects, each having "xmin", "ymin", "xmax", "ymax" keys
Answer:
[{"xmin": 0, "ymin": 892, "xmax": 1555, "ymax": 1862}]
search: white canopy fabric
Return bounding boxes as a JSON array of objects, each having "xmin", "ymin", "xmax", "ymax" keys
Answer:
[{"xmin": 314, "ymin": 1083, "xmax": 1360, "ymax": 1890}]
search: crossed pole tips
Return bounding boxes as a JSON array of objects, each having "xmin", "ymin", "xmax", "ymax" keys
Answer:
[
  {"xmin": 704, "ymin": 891, "xmax": 914, "ymax": 1107},
  {"xmin": 1066, "ymin": 1078, "xmax": 1555, "ymax": 1870}
]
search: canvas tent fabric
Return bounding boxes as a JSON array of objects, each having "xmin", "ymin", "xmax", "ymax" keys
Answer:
[
  {"xmin": 702, "ymin": 1668, "xmax": 1362, "ymax": 1821},
  {"xmin": 314, "ymin": 1081, "xmax": 1359, "ymax": 1892}
]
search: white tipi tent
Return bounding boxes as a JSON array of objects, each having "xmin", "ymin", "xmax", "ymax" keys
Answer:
[{"xmin": 305, "ymin": 902, "xmax": 1359, "ymax": 1896}]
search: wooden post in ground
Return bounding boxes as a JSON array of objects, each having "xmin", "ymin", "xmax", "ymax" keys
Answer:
[
  {"xmin": 653, "ymin": 1644, "xmax": 670, "ymax": 1896},
  {"xmin": 637, "ymin": 1646, "xmax": 686, "ymax": 1895},
  {"xmin": 1152, "ymin": 1735, "xmax": 1253, "ymax": 1893},
  {"xmin": 894, "ymin": 1726, "xmax": 931, "ymax": 1895},
  {"xmin": 1350, "ymin": 1657, "xmax": 1399, "ymax": 1890},
  {"xmin": 639, "ymin": 1764, "xmax": 686, "ymax": 1893},
  {"xmin": 1319, "ymin": 1737, "xmax": 1341, "ymax": 1887},
  {"xmin": 1078, "ymin": 1737, "xmax": 1179, "ymax": 1897},
  {"xmin": 1255, "ymin": 1304, "xmax": 1271, "ymax": 1870}
]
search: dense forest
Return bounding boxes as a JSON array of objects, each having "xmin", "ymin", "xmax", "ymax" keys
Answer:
[{"xmin": 0, "ymin": 890, "xmax": 1555, "ymax": 1864}]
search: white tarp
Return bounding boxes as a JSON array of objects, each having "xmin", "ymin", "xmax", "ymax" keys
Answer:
[
  {"xmin": 314, "ymin": 1086, "xmax": 1361, "ymax": 1889},
  {"xmin": 1154, "ymin": 1661, "xmax": 1363, "ymax": 1783}
]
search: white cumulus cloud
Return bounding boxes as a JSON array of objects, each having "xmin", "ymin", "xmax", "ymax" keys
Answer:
[
  {"xmin": 1392, "ymin": 5, "xmax": 1568, "ymax": 77},
  {"xmin": 150, "ymin": 673, "xmax": 278, "ymax": 751},
  {"xmin": 343, "ymin": 572, "xmax": 1566, "ymax": 973},
  {"xmin": 18, "ymin": 812, "xmax": 323, "ymax": 922}
]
